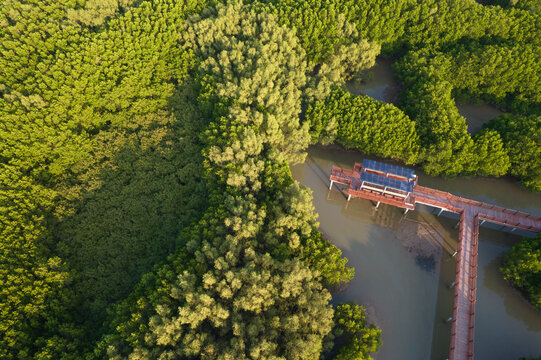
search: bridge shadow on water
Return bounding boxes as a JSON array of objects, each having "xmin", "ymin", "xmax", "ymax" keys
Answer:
[{"xmin": 296, "ymin": 146, "xmax": 541, "ymax": 360}]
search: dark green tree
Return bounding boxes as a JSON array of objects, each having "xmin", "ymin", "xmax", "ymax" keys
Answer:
[
  {"xmin": 485, "ymin": 114, "xmax": 541, "ymax": 191},
  {"xmin": 306, "ymin": 88, "xmax": 420, "ymax": 164},
  {"xmin": 329, "ymin": 303, "xmax": 382, "ymax": 360},
  {"xmin": 501, "ymin": 234, "xmax": 541, "ymax": 310}
]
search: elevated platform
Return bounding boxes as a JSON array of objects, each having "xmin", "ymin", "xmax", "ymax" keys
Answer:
[
  {"xmin": 330, "ymin": 164, "xmax": 416, "ymax": 210},
  {"xmin": 329, "ymin": 162, "xmax": 541, "ymax": 360}
]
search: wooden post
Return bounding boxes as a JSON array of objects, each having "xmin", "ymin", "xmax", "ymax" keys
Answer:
[{"xmin": 329, "ymin": 180, "xmax": 334, "ymax": 190}]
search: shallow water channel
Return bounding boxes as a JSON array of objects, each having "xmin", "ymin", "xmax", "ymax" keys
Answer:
[
  {"xmin": 291, "ymin": 147, "xmax": 541, "ymax": 359},
  {"xmin": 456, "ymin": 103, "xmax": 503, "ymax": 134},
  {"xmin": 345, "ymin": 58, "xmax": 400, "ymax": 104}
]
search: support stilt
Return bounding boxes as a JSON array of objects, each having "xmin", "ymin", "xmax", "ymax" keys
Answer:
[{"xmin": 327, "ymin": 161, "xmax": 541, "ymax": 360}]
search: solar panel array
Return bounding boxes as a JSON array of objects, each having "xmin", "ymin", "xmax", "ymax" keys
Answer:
[
  {"xmin": 361, "ymin": 171, "xmax": 414, "ymax": 193},
  {"xmin": 362, "ymin": 159, "xmax": 415, "ymax": 180}
]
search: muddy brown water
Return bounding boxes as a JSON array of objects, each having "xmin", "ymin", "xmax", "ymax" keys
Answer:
[
  {"xmin": 456, "ymin": 103, "xmax": 504, "ymax": 134},
  {"xmin": 291, "ymin": 147, "xmax": 541, "ymax": 359}
]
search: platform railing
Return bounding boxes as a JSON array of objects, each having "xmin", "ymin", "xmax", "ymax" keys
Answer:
[
  {"xmin": 331, "ymin": 164, "xmax": 540, "ymax": 360},
  {"xmin": 330, "ymin": 165, "xmax": 357, "ymax": 178}
]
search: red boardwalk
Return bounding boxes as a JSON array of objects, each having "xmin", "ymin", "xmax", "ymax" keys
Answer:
[{"xmin": 330, "ymin": 163, "xmax": 541, "ymax": 360}]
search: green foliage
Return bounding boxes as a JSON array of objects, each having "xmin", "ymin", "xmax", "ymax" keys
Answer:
[
  {"xmin": 485, "ymin": 114, "xmax": 541, "ymax": 191},
  {"xmin": 306, "ymin": 88, "xmax": 420, "ymax": 164},
  {"xmin": 262, "ymin": 0, "xmax": 541, "ymax": 57},
  {"xmin": 183, "ymin": 1, "xmax": 313, "ymax": 167},
  {"xmin": 98, "ymin": 3, "xmax": 358, "ymax": 359},
  {"xmin": 55, "ymin": 107, "xmax": 207, "ymax": 331},
  {"xmin": 67, "ymin": 0, "xmax": 138, "ymax": 27},
  {"xmin": 512, "ymin": 0, "xmax": 541, "ymax": 11},
  {"xmin": 329, "ymin": 303, "xmax": 382, "ymax": 360},
  {"xmin": 1, "ymin": 0, "xmax": 202, "ymax": 187},
  {"xmin": 0, "ymin": 1, "xmax": 85, "ymax": 96},
  {"xmin": 501, "ymin": 234, "xmax": 541, "ymax": 310},
  {"xmin": 0, "ymin": 0, "xmax": 209, "ymax": 357},
  {"xmin": 7, "ymin": 0, "xmax": 541, "ymax": 358},
  {"xmin": 103, "ymin": 200, "xmax": 334, "ymax": 359},
  {"xmin": 298, "ymin": 231, "xmax": 355, "ymax": 287},
  {"xmin": 446, "ymin": 43, "xmax": 541, "ymax": 111},
  {"xmin": 471, "ymin": 129, "xmax": 510, "ymax": 177},
  {"xmin": 0, "ymin": 167, "xmax": 70, "ymax": 359},
  {"xmin": 486, "ymin": 0, "xmax": 541, "ymax": 12},
  {"xmin": 393, "ymin": 44, "xmax": 541, "ymax": 178},
  {"xmin": 261, "ymin": 0, "xmax": 381, "ymax": 86}
]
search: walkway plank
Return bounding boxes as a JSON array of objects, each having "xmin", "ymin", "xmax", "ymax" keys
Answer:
[{"xmin": 329, "ymin": 165, "xmax": 541, "ymax": 359}]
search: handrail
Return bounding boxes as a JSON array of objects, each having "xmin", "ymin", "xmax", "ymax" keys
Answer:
[{"xmin": 330, "ymin": 163, "xmax": 540, "ymax": 360}]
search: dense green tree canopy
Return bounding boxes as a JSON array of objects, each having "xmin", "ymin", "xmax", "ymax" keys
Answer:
[
  {"xmin": 501, "ymin": 234, "xmax": 541, "ymax": 310},
  {"xmin": 2, "ymin": 0, "xmax": 541, "ymax": 358},
  {"xmin": 329, "ymin": 303, "xmax": 382, "ymax": 360},
  {"xmin": 1, "ymin": 0, "xmax": 209, "ymax": 357},
  {"xmin": 393, "ymin": 43, "xmax": 539, "ymax": 179},
  {"xmin": 485, "ymin": 114, "xmax": 541, "ymax": 190},
  {"xmin": 306, "ymin": 88, "xmax": 420, "ymax": 164},
  {"xmin": 98, "ymin": 3, "xmax": 361, "ymax": 359}
]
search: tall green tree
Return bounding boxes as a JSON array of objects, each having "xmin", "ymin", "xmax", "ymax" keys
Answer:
[
  {"xmin": 471, "ymin": 129, "xmax": 510, "ymax": 176},
  {"xmin": 501, "ymin": 234, "xmax": 541, "ymax": 310},
  {"xmin": 99, "ymin": 3, "xmax": 357, "ymax": 359},
  {"xmin": 485, "ymin": 114, "xmax": 541, "ymax": 191},
  {"xmin": 306, "ymin": 88, "xmax": 420, "ymax": 164},
  {"xmin": 328, "ymin": 303, "xmax": 382, "ymax": 360}
]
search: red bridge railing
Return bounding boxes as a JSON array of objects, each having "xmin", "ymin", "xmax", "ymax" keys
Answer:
[{"xmin": 328, "ymin": 164, "xmax": 541, "ymax": 360}]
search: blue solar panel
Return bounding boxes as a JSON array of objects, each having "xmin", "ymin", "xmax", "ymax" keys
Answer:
[
  {"xmin": 360, "ymin": 171, "xmax": 414, "ymax": 193},
  {"xmin": 362, "ymin": 159, "xmax": 415, "ymax": 180}
]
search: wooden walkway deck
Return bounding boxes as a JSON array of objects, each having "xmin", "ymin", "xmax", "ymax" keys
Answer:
[{"xmin": 330, "ymin": 165, "xmax": 541, "ymax": 360}]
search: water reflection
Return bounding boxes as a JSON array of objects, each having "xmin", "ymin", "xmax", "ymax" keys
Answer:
[
  {"xmin": 475, "ymin": 230, "xmax": 541, "ymax": 358},
  {"xmin": 293, "ymin": 149, "xmax": 450, "ymax": 359},
  {"xmin": 293, "ymin": 146, "xmax": 541, "ymax": 360}
]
